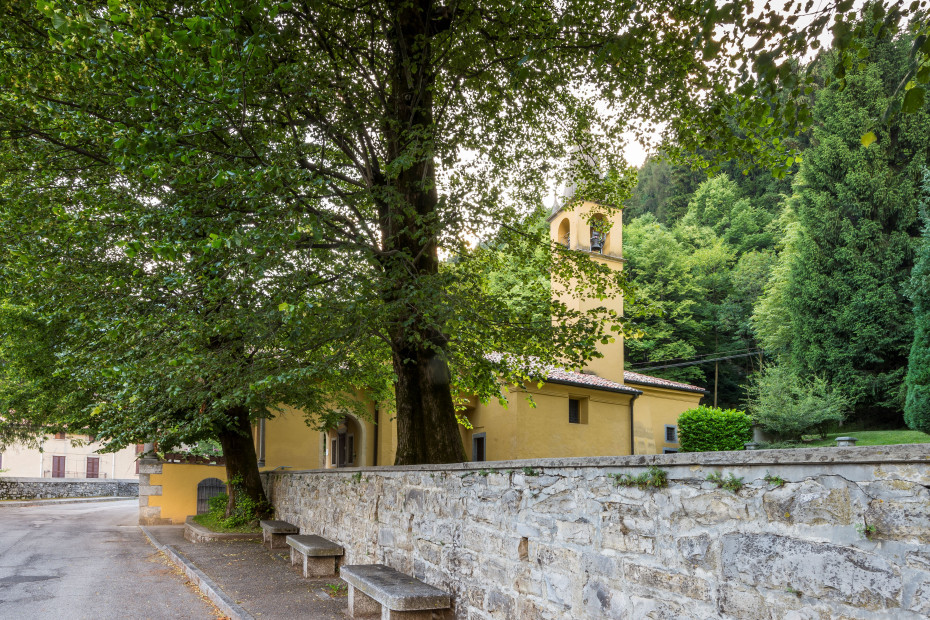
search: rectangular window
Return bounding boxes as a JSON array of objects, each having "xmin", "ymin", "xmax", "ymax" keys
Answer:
[
  {"xmin": 331, "ymin": 438, "xmax": 338, "ymax": 466},
  {"xmin": 472, "ymin": 433, "xmax": 486, "ymax": 462},
  {"xmin": 86, "ymin": 457, "xmax": 99, "ymax": 479},
  {"xmin": 135, "ymin": 443, "xmax": 144, "ymax": 454},
  {"xmin": 135, "ymin": 459, "xmax": 140, "ymax": 475},
  {"xmin": 665, "ymin": 425, "xmax": 678, "ymax": 443},
  {"xmin": 568, "ymin": 399, "xmax": 580, "ymax": 424},
  {"xmin": 347, "ymin": 435, "xmax": 355, "ymax": 465},
  {"xmin": 663, "ymin": 448, "xmax": 678, "ymax": 454},
  {"xmin": 54, "ymin": 432, "xmax": 66, "ymax": 440},
  {"xmin": 52, "ymin": 456, "xmax": 65, "ymax": 478}
]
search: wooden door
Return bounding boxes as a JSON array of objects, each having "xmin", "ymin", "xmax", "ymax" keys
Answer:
[{"xmin": 338, "ymin": 433, "xmax": 347, "ymax": 467}]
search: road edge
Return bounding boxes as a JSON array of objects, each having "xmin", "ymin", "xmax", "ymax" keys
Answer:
[
  {"xmin": 0, "ymin": 496, "xmax": 135, "ymax": 508},
  {"xmin": 140, "ymin": 525, "xmax": 256, "ymax": 620}
]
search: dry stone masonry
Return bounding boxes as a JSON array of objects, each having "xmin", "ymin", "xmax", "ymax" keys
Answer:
[
  {"xmin": 0, "ymin": 476, "xmax": 138, "ymax": 500},
  {"xmin": 265, "ymin": 445, "xmax": 930, "ymax": 619}
]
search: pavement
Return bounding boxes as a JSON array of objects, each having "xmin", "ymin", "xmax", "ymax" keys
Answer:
[
  {"xmin": 0, "ymin": 500, "xmax": 219, "ymax": 619},
  {"xmin": 144, "ymin": 525, "xmax": 347, "ymax": 619}
]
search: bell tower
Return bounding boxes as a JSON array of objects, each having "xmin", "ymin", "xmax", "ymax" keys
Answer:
[{"xmin": 548, "ymin": 200, "xmax": 625, "ymax": 383}]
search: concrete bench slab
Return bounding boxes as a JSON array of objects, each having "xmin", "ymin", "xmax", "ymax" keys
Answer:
[
  {"xmin": 287, "ymin": 534, "xmax": 343, "ymax": 578},
  {"xmin": 341, "ymin": 564, "xmax": 451, "ymax": 619},
  {"xmin": 259, "ymin": 519, "xmax": 298, "ymax": 549}
]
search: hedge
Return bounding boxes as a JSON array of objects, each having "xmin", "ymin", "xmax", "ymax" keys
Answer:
[{"xmin": 678, "ymin": 406, "xmax": 752, "ymax": 452}]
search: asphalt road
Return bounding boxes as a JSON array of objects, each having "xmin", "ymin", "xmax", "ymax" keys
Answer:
[{"xmin": 0, "ymin": 500, "xmax": 217, "ymax": 620}]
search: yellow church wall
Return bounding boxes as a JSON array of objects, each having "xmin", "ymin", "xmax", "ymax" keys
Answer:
[
  {"xmin": 148, "ymin": 462, "xmax": 226, "ymax": 524},
  {"xmin": 631, "ymin": 385, "xmax": 703, "ymax": 455},
  {"xmin": 259, "ymin": 405, "xmax": 324, "ymax": 471},
  {"xmin": 514, "ymin": 385, "xmax": 634, "ymax": 458},
  {"xmin": 458, "ymin": 384, "xmax": 634, "ymax": 461}
]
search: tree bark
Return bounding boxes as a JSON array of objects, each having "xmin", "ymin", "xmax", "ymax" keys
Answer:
[
  {"xmin": 380, "ymin": 0, "xmax": 466, "ymax": 465},
  {"xmin": 217, "ymin": 404, "xmax": 271, "ymax": 517}
]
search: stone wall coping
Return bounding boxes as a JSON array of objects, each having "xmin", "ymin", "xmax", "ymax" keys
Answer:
[
  {"xmin": 0, "ymin": 477, "xmax": 139, "ymax": 483},
  {"xmin": 264, "ymin": 444, "xmax": 929, "ymax": 475}
]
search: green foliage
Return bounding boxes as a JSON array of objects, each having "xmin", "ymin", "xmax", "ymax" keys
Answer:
[
  {"xmin": 610, "ymin": 466, "xmax": 669, "ymax": 490},
  {"xmin": 772, "ymin": 31, "xmax": 930, "ymax": 426},
  {"xmin": 855, "ymin": 523, "xmax": 878, "ymax": 539},
  {"xmin": 678, "ymin": 406, "xmax": 752, "ymax": 452},
  {"xmin": 746, "ymin": 364, "xmax": 849, "ymax": 440},
  {"xmin": 207, "ymin": 492, "xmax": 229, "ymax": 515},
  {"xmin": 763, "ymin": 473, "xmax": 786, "ymax": 487},
  {"xmin": 521, "ymin": 467, "xmax": 539, "ymax": 477},
  {"xmin": 905, "ymin": 170, "xmax": 930, "ymax": 434},
  {"xmin": 706, "ymin": 471, "xmax": 744, "ymax": 492}
]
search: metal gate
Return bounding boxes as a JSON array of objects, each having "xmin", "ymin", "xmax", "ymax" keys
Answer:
[{"xmin": 196, "ymin": 477, "xmax": 226, "ymax": 514}]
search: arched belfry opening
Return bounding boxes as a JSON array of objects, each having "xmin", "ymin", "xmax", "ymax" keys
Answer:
[
  {"xmin": 557, "ymin": 217, "xmax": 571, "ymax": 248},
  {"xmin": 589, "ymin": 213, "xmax": 609, "ymax": 254}
]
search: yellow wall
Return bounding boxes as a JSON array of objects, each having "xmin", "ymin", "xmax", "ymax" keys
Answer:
[
  {"xmin": 148, "ymin": 463, "xmax": 226, "ymax": 524},
  {"xmin": 258, "ymin": 405, "xmax": 324, "ymax": 471},
  {"xmin": 458, "ymin": 384, "xmax": 634, "ymax": 461},
  {"xmin": 631, "ymin": 385, "xmax": 703, "ymax": 455}
]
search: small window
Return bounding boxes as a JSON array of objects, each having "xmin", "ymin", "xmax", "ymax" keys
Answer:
[
  {"xmin": 347, "ymin": 435, "xmax": 355, "ymax": 465},
  {"xmin": 331, "ymin": 438, "xmax": 338, "ymax": 466},
  {"xmin": 472, "ymin": 433, "xmax": 486, "ymax": 462},
  {"xmin": 663, "ymin": 448, "xmax": 678, "ymax": 454},
  {"xmin": 54, "ymin": 432, "xmax": 66, "ymax": 440},
  {"xmin": 665, "ymin": 425, "xmax": 678, "ymax": 443},
  {"xmin": 568, "ymin": 399, "xmax": 580, "ymax": 424}
]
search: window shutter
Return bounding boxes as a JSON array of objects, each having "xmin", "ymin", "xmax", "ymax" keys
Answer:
[
  {"xmin": 86, "ymin": 457, "xmax": 99, "ymax": 478},
  {"xmin": 54, "ymin": 432, "xmax": 66, "ymax": 440},
  {"xmin": 52, "ymin": 456, "xmax": 66, "ymax": 478},
  {"xmin": 347, "ymin": 435, "xmax": 354, "ymax": 465},
  {"xmin": 331, "ymin": 438, "xmax": 337, "ymax": 466}
]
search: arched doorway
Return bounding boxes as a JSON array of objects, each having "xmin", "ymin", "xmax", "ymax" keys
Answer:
[
  {"xmin": 196, "ymin": 477, "xmax": 225, "ymax": 514},
  {"xmin": 326, "ymin": 415, "xmax": 364, "ymax": 468}
]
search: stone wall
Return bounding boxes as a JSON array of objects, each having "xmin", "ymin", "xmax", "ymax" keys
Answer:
[
  {"xmin": 265, "ymin": 445, "xmax": 930, "ymax": 619},
  {"xmin": 0, "ymin": 476, "xmax": 138, "ymax": 501}
]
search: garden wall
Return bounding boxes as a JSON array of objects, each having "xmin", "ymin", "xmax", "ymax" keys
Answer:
[
  {"xmin": 265, "ymin": 445, "xmax": 930, "ymax": 619},
  {"xmin": 0, "ymin": 476, "xmax": 138, "ymax": 501}
]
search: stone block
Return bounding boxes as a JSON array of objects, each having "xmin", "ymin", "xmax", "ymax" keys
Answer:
[
  {"xmin": 865, "ymin": 495, "xmax": 930, "ymax": 543},
  {"xmin": 717, "ymin": 584, "xmax": 769, "ymax": 619},
  {"xmin": 138, "ymin": 484, "xmax": 162, "ymax": 497},
  {"xmin": 763, "ymin": 478, "xmax": 865, "ymax": 526},
  {"xmin": 623, "ymin": 563, "xmax": 709, "ymax": 601},
  {"xmin": 722, "ymin": 533, "xmax": 901, "ymax": 609}
]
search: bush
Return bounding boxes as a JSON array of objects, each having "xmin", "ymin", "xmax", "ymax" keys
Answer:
[
  {"xmin": 746, "ymin": 364, "xmax": 848, "ymax": 440},
  {"xmin": 207, "ymin": 492, "xmax": 228, "ymax": 515},
  {"xmin": 678, "ymin": 406, "xmax": 752, "ymax": 452}
]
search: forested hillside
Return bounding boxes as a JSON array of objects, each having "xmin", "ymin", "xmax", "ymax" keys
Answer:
[{"xmin": 622, "ymin": 26, "xmax": 930, "ymax": 427}]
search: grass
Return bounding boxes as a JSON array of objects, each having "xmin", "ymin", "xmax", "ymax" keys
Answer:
[
  {"xmin": 192, "ymin": 512, "xmax": 260, "ymax": 533},
  {"xmin": 801, "ymin": 429, "xmax": 930, "ymax": 447}
]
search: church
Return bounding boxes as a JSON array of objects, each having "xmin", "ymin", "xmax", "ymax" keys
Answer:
[{"xmin": 253, "ymin": 199, "xmax": 706, "ymax": 471}]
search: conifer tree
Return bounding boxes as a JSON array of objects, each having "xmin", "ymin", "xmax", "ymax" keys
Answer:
[{"xmin": 905, "ymin": 170, "xmax": 930, "ymax": 433}]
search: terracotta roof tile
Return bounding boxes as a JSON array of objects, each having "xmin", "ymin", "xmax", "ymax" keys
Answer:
[{"xmin": 623, "ymin": 370, "xmax": 707, "ymax": 394}]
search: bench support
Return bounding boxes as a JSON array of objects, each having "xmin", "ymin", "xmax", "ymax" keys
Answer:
[
  {"xmin": 263, "ymin": 531, "xmax": 290, "ymax": 549},
  {"xmin": 290, "ymin": 546, "xmax": 337, "ymax": 577},
  {"xmin": 348, "ymin": 584, "xmax": 381, "ymax": 618}
]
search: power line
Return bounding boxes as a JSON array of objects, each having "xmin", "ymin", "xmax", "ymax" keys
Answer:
[
  {"xmin": 631, "ymin": 350, "xmax": 764, "ymax": 371},
  {"xmin": 627, "ymin": 347, "xmax": 760, "ymax": 369}
]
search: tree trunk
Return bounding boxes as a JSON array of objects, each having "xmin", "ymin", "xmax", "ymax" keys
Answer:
[
  {"xmin": 392, "ymin": 336, "xmax": 467, "ymax": 465},
  {"xmin": 217, "ymin": 404, "xmax": 271, "ymax": 518},
  {"xmin": 379, "ymin": 0, "xmax": 466, "ymax": 465}
]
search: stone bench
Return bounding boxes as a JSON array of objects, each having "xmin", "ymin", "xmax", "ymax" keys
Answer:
[
  {"xmin": 341, "ymin": 564, "xmax": 451, "ymax": 619},
  {"xmin": 259, "ymin": 519, "xmax": 298, "ymax": 549},
  {"xmin": 286, "ymin": 534, "xmax": 343, "ymax": 578}
]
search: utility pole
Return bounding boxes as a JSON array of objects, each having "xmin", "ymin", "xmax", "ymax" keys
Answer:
[{"xmin": 714, "ymin": 361, "xmax": 718, "ymax": 408}]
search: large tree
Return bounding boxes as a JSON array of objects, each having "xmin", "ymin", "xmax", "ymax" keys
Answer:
[
  {"xmin": 774, "ymin": 28, "xmax": 930, "ymax": 425},
  {"xmin": 0, "ymin": 0, "xmax": 926, "ymax": 511}
]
